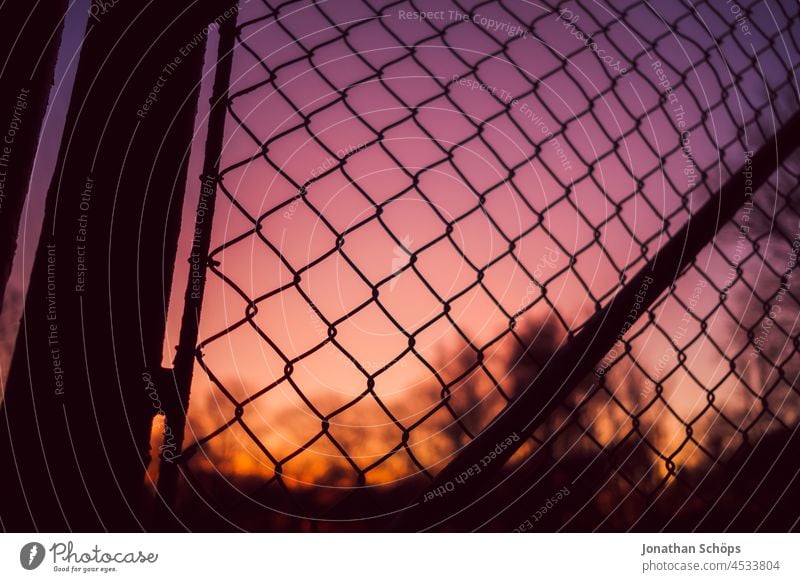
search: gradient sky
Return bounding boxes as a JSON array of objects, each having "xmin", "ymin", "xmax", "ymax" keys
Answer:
[{"xmin": 5, "ymin": 0, "xmax": 800, "ymax": 490}]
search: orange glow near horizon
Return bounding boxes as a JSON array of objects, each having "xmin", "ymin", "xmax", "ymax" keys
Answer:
[{"xmin": 150, "ymin": 0, "xmax": 800, "ymax": 491}]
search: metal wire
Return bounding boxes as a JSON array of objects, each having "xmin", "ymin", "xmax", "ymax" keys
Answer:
[{"xmin": 164, "ymin": 0, "xmax": 800, "ymax": 531}]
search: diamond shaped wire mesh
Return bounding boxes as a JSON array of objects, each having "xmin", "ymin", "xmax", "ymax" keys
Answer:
[{"xmin": 167, "ymin": 0, "xmax": 800, "ymax": 530}]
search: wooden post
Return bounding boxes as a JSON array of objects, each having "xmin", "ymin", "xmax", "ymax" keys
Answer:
[
  {"xmin": 0, "ymin": 0, "xmax": 236, "ymax": 531},
  {"xmin": 0, "ymin": 1, "xmax": 67, "ymax": 313}
]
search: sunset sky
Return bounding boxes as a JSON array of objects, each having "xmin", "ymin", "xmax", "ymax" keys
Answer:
[{"xmin": 5, "ymin": 0, "xmax": 800, "ymax": 494}]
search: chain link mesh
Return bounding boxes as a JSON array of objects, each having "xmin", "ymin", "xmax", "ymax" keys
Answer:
[{"xmin": 167, "ymin": 0, "xmax": 800, "ymax": 531}]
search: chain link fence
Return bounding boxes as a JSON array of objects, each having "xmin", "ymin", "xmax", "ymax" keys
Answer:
[{"xmin": 163, "ymin": 0, "xmax": 800, "ymax": 531}]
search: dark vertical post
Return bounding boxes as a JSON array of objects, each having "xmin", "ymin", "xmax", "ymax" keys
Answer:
[
  {"xmin": 155, "ymin": 12, "xmax": 238, "ymax": 530},
  {"xmin": 0, "ymin": 1, "xmax": 233, "ymax": 531},
  {"xmin": 0, "ymin": 1, "xmax": 68, "ymax": 314}
]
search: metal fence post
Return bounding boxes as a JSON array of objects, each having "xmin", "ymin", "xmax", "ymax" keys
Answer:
[{"xmin": 155, "ymin": 8, "xmax": 238, "ymax": 530}]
